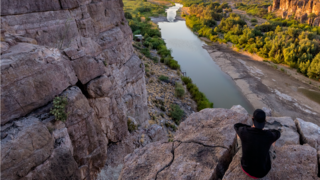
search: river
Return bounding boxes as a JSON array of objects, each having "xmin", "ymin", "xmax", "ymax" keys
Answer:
[{"xmin": 157, "ymin": 3, "xmax": 254, "ymax": 113}]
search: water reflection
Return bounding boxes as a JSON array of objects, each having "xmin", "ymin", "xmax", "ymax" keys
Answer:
[{"xmin": 166, "ymin": 3, "xmax": 183, "ymax": 22}]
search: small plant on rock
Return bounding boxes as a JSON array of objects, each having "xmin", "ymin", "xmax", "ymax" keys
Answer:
[
  {"xmin": 169, "ymin": 104, "xmax": 184, "ymax": 125},
  {"xmin": 50, "ymin": 96, "xmax": 68, "ymax": 122},
  {"xmin": 127, "ymin": 119, "xmax": 137, "ymax": 133},
  {"xmin": 158, "ymin": 75, "xmax": 169, "ymax": 82},
  {"xmin": 175, "ymin": 83, "xmax": 185, "ymax": 98}
]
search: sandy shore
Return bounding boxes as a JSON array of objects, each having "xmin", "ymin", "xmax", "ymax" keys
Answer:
[{"xmin": 204, "ymin": 43, "xmax": 320, "ymax": 126}]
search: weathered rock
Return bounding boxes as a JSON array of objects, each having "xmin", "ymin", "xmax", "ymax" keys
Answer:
[
  {"xmin": 62, "ymin": 86, "xmax": 108, "ymax": 179},
  {"xmin": 120, "ymin": 108, "xmax": 250, "ymax": 180},
  {"xmin": 1, "ymin": 43, "xmax": 77, "ymax": 125},
  {"xmin": 157, "ymin": 142, "xmax": 231, "ymax": 180},
  {"xmin": 71, "ymin": 56, "xmax": 105, "ymax": 84},
  {"xmin": 87, "ymin": 75, "xmax": 114, "ymax": 98},
  {"xmin": 1, "ymin": 117, "xmax": 53, "ymax": 180},
  {"xmin": 231, "ymin": 105, "xmax": 249, "ymax": 115},
  {"xmin": 1, "ymin": 0, "xmax": 149, "ymax": 179},
  {"xmin": 269, "ymin": 145, "xmax": 318, "ymax": 179},
  {"xmin": 0, "ymin": 42, "xmax": 9, "ymax": 54},
  {"xmin": 295, "ymin": 118, "xmax": 320, "ymax": 151},
  {"xmin": 175, "ymin": 108, "xmax": 249, "ymax": 148},
  {"xmin": 223, "ymin": 145, "xmax": 318, "ymax": 180},
  {"xmin": 22, "ymin": 147, "xmax": 80, "ymax": 180},
  {"xmin": 118, "ymin": 142, "xmax": 173, "ymax": 180},
  {"xmin": 265, "ymin": 117, "xmax": 300, "ymax": 147},
  {"xmin": 147, "ymin": 124, "xmax": 168, "ymax": 142}
]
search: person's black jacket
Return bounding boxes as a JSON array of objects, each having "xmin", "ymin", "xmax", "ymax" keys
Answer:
[{"xmin": 234, "ymin": 123, "xmax": 281, "ymax": 178}]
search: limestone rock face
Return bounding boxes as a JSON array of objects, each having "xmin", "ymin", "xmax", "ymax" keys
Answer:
[
  {"xmin": 0, "ymin": 0, "xmax": 149, "ymax": 179},
  {"xmin": 270, "ymin": 0, "xmax": 320, "ymax": 25},
  {"xmin": 1, "ymin": 117, "xmax": 54, "ymax": 180},
  {"xmin": 1, "ymin": 43, "xmax": 77, "ymax": 125},
  {"xmin": 120, "ymin": 109, "xmax": 250, "ymax": 180}
]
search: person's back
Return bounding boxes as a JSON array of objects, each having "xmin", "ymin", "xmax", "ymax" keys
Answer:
[{"xmin": 234, "ymin": 109, "xmax": 281, "ymax": 179}]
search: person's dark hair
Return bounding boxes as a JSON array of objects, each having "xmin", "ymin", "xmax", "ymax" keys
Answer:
[{"xmin": 253, "ymin": 109, "xmax": 266, "ymax": 129}]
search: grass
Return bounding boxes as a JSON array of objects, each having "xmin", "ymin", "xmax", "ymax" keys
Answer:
[{"xmin": 159, "ymin": 75, "xmax": 169, "ymax": 81}]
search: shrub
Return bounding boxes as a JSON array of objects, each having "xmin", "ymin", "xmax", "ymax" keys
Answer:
[
  {"xmin": 280, "ymin": 68, "xmax": 285, "ymax": 72},
  {"xmin": 127, "ymin": 119, "xmax": 137, "ymax": 133},
  {"xmin": 151, "ymin": 56, "xmax": 159, "ymax": 63},
  {"xmin": 273, "ymin": 65, "xmax": 278, "ymax": 69},
  {"xmin": 250, "ymin": 18, "xmax": 258, "ymax": 23},
  {"xmin": 165, "ymin": 122, "xmax": 177, "ymax": 131},
  {"xmin": 175, "ymin": 83, "xmax": 185, "ymax": 98},
  {"xmin": 181, "ymin": 76, "xmax": 192, "ymax": 84},
  {"xmin": 169, "ymin": 104, "xmax": 184, "ymax": 124},
  {"xmin": 50, "ymin": 96, "xmax": 68, "ymax": 122},
  {"xmin": 159, "ymin": 75, "xmax": 169, "ymax": 81}
]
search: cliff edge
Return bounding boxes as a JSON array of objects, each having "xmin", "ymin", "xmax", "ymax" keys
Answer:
[{"xmin": 119, "ymin": 106, "xmax": 320, "ymax": 180}]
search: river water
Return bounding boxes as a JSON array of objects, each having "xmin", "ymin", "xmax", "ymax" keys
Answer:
[{"xmin": 158, "ymin": 3, "xmax": 254, "ymax": 113}]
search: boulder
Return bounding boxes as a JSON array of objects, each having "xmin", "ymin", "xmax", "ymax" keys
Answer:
[
  {"xmin": 118, "ymin": 142, "xmax": 173, "ymax": 180},
  {"xmin": 265, "ymin": 117, "xmax": 300, "ymax": 147},
  {"xmin": 223, "ymin": 145, "xmax": 318, "ymax": 180},
  {"xmin": 71, "ymin": 56, "xmax": 105, "ymax": 84},
  {"xmin": 147, "ymin": 124, "xmax": 168, "ymax": 142},
  {"xmin": 230, "ymin": 105, "xmax": 249, "ymax": 115},
  {"xmin": 1, "ymin": 43, "xmax": 77, "ymax": 125},
  {"xmin": 295, "ymin": 118, "xmax": 320, "ymax": 151},
  {"xmin": 175, "ymin": 108, "xmax": 249, "ymax": 148},
  {"xmin": 1, "ymin": 117, "xmax": 53, "ymax": 180}
]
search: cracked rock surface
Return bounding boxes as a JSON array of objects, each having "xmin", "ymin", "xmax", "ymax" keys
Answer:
[
  {"xmin": 119, "ymin": 108, "xmax": 249, "ymax": 180},
  {"xmin": 120, "ymin": 107, "xmax": 320, "ymax": 180}
]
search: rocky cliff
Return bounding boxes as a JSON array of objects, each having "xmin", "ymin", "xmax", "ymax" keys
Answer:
[
  {"xmin": 0, "ymin": 0, "xmax": 152, "ymax": 179},
  {"xmin": 119, "ymin": 106, "xmax": 320, "ymax": 180},
  {"xmin": 269, "ymin": 0, "xmax": 320, "ymax": 25}
]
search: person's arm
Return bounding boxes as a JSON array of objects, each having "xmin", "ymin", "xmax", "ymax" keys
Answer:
[{"xmin": 270, "ymin": 129, "xmax": 281, "ymax": 143}]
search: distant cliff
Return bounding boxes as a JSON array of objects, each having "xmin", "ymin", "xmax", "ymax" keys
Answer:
[
  {"xmin": 269, "ymin": 0, "xmax": 320, "ymax": 25},
  {"xmin": 0, "ymin": 0, "xmax": 150, "ymax": 179}
]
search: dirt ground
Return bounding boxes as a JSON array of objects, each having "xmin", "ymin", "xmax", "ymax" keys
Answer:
[{"xmin": 204, "ymin": 43, "xmax": 320, "ymax": 126}]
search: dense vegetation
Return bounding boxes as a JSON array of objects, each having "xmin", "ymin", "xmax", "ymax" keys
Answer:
[
  {"xmin": 184, "ymin": 2, "xmax": 320, "ymax": 80},
  {"xmin": 235, "ymin": 3, "xmax": 269, "ymax": 18},
  {"xmin": 124, "ymin": 0, "xmax": 214, "ymax": 110},
  {"xmin": 182, "ymin": 77, "xmax": 214, "ymax": 110}
]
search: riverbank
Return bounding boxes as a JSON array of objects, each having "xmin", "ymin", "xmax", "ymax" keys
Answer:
[{"xmin": 204, "ymin": 43, "xmax": 320, "ymax": 125}]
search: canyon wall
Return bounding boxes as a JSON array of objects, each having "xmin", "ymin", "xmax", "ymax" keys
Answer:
[
  {"xmin": 0, "ymin": 0, "xmax": 150, "ymax": 179},
  {"xmin": 269, "ymin": 0, "xmax": 320, "ymax": 25}
]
